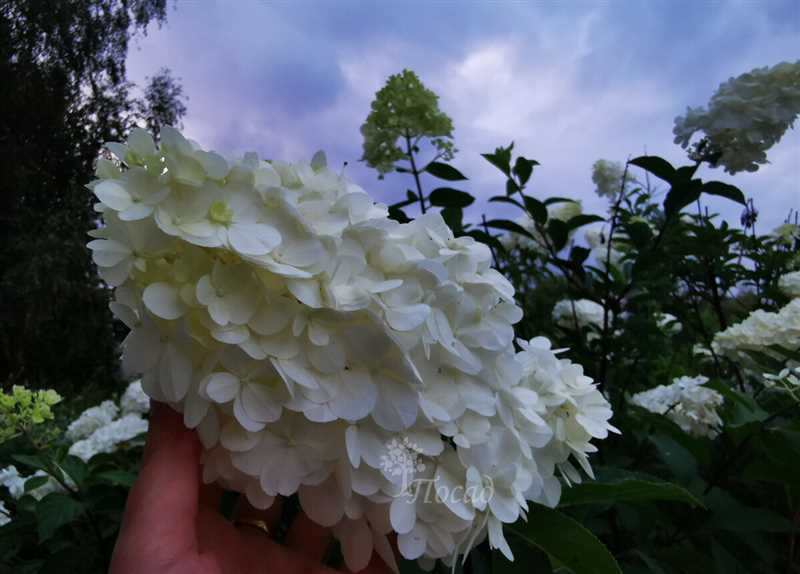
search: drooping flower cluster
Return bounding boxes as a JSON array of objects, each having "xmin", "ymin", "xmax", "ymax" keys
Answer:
[
  {"xmin": 67, "ymin": 380, "xmax": 150, "ymax": 461},
  {"xmin": 712, "ymin": 298, "xmax": 800, "ymax": 367},
  {"xmin": 630, "ymin": 375, "xmax": 724, "ymax": 438},
  {"xmin": 673, "ymin": 61, "xmax": 800, "ymax": 174},
  {"xmin": 87, "ymin": 128, "xmax": 616, "ymax": 570},
  {"xmin": 552, "ymin": 299, "xmax": 606, "ymax": 330}
]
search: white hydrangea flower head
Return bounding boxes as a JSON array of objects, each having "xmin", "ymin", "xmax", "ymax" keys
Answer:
[
  {"xmin": 591, "ymin": 159, "xmax": 635, "ymax": 200},
  {"xmin": 763, "ymin": 367, "xmax": 800, "ymax": 402},
  {"xmin": 0, "ymin": 465, "xmax": 66, "ymax": 501},
  {"xmin": 712, "ymin": 299, "xmax": 800, "ymax": 366},
  {"xmin": 630, "ymin": 375, "xmax": 724, "ymax": 438},
  {"xmin": 656, "ymin": 312, "xmax": 682, "ymax": 335},
  {"xmin": 68, "ymin": 414, "xmax": 149, "ymax": 462},
  {"xmin": 552, "ymin": 299, "xmax": 606, "ymax": 330},
  {"xmin": 65, "ymin": 400, "xmax": 120, "ymax": 442},
  {"xmin": 120, "ymin": 379, "xmax": 151, "ymax": 415},
  {"xmin": 673, "ymin": 61, "xmax": 800, "ymax": 174},
  {"xmin": 0, "ymin": 501, "xmax": 9, "ymax": 526},
  {"xmin": 584, "ymin": 228, "xmax": 624, "ymax": 269},
  {"xmin": 87, "ymin": 128, "xmax": 616, "ymax": 570},
  {"xmin": 778, "ymin": 271, "xmax": 800, "ymax": 298},
  {"xmin": 773, "ymin": 222, "xmax": 800, "ymax": 245}
]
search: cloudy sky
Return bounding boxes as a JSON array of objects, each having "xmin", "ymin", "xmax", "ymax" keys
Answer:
[{"xmin": 127, "ymin": 0, "xmax": 799, "ymax": 232}]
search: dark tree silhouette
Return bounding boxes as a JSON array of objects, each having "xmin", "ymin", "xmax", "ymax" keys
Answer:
[
  {"xmin": 139, "ymin": 67, "xmax": 188, "ymax": 136},
  {"xmin": 0, "ymin": 0, "xmax": 185, "ymax": 394}
]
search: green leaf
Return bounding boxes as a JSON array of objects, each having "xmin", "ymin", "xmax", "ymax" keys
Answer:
[
  {"xmin": 493, "ymin": 544, "xmax": 552, "ymax": 574},
  {"xmin": 425, "ymin": 161, "xmax": 467, "ymax": 181},
  {"xmin": 388, "ymin": 206, "xmax": 411, "ymax": 224},
  {"xmin": 663, "ymin": 179, "xmax": 703, "ymax": 218},
  {"xmin": 35, "ymin": 493, "xmax": 83, "ymax": 542},
  {"xmin": 570, "ymin": 246, "xmax": 591, "ymax": 265},
  {"xmin": 630, "ymin": 550, "xmax": 668, "ymax": 574},
  {"xmin": 522, "ymin": 195, "xmax": 548, "ymax": 225},
  {"xmin": 428, "ymin": 187, "xmax": 475, "ymax": 208},
  {"xmin": 58, "ymin": 456, "xmax": 88, "ymax": 486},
  {"xmin": 626, "ymin": 220, "xmax": 653, "ymax": 247},
  {"xmin": 24, "ymin": 475, "xmax": 50, "ymax": 493},
  {"xmin": 508, "ymin": 504, "xmax": 622, "ymax": 574},
  {"xmin": 11, "ymin": 454, "xmax": 46, "ymax": 472},
  {"xmin": 506, "ymin": 178, "xmax": 520, "ymax": 195},
  {"xmin": 489, "ymin": 195, "xmax": 524, "ymax": 210},
  {"xmin": 547, "ymin": 219, "xmax": 569, "ymax": 251},
  {"xmin": 94, "ymin": 470, "xmax": 137, "ymax": 487},
  {"xmin": 513, "ymin": 156, "xmax": 539, "ymax": 186},
  {"xmin": 481, "ymin": 143, "xmax": 514, "ymax": 177},
  {"xmin": 485, "ymin": 219, "xmax": 536, "ymax": 241},
  {"xmin": 703, "ymin": 181, "xmax": 746, "ymax": 206},
  {"xmin": 630, "ymin": 156, "xmax": 676, "ymax": 184},
  {"xmin": 565, "ymin": 214, "xmax": 605, "ymax": 231},
  {"xmin": 441, "ymin": 207, "xmax": 464, "ymax": 234},
  {"xmin": 559, "ymin": 478, "xmax": 704, "ymax": 508},
  {"xmin": 544, "ymin": 196, "xmax": 577, "ymax": 206},
  {"xmin": 649, "ymin": 434, "xmax": 698, "ymax": 480},
  {"xmin": 705, "ymin": 490, "xmax": 794, "ymax": 532},
  {"xmin": 388, "ymin": 190, "xmax": 420, "ymax": 210}
]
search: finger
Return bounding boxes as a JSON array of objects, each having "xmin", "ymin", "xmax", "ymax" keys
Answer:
[
  {"xmin": 121, "ymin": 401, "xmax": 201, "ymax": 551},
  {"xmin": 199, "ymin": 481, "xmax": 225, "ymax": 510},
  {"xmin": 286, "ymin": 512, "xmax": 333, "ymax": 562}
]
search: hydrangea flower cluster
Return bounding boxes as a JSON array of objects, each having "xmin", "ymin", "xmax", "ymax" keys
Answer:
[
  {"xmin": 67, "ymin": 380, "xmax": 150, "ymax": 461},
  {"xmin": 87, "ymin": 128, "xmax": 617, "ymax": 570},
  {"xmin": 65, "ymin": 400, "xmax": 119, "ymax": 442},
  {"xmin": 778, "ymin": 271, "xmax": 800, "ymax": 298},
  {"xmin": 0, "ymin": 465, "xmax": 66, "ymax": 502},
  {"xmin": 673, "ymin": 61, "xmax": 800, "ymax": 174},
  {"xmin": 656, "ymin": 313, "xmax": 682, "ymax": 336},
  {"xmin": 712, "ymin": 299, "xmax": 800, "ymax": 366},
  {"xmin": 552, "ymin": 299, "xmax": 606, "ymax": 330},
  {"xmin": 0, "ymin": 385, "xmax": 61, "ymax": 443},
  {"xmin": 590, "ymin": 159, "xmax": 636, "ymax": 200},
  {"xmin": 629, "ymin": 375, "xmax": 724, "ymax": 438},
  {"xmin": 763, "ymin": 367, "xmax": 800, "ymax": 403}
]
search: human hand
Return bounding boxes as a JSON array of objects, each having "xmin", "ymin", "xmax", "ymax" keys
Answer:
[{"xmin": 110, "ymin": 402, "xmax": 395, "ymax": 574}]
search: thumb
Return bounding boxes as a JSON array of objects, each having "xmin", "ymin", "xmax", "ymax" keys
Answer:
[{"xmin": 118, "ymin": 401, "xmax": 201, "ymax": 552}]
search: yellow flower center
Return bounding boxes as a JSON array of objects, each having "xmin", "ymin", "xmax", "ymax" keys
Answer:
[{"xmin": 208, "ymin": 200, "xmax": 234, "ymax": 225}]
